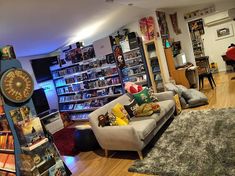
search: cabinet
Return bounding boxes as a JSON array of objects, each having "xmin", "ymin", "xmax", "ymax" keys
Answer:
[
  {"xmin": 39, "ymin": 111, "xmax": 64, "ymax": 134},
  {"xmin": 143, "ymin": 39, "xmax": 165, "ymax": 92},
  {"xmin": 50, "ymin": 45, "xmax": 124, "ymax": 121},
  {"xmin": 165, "ymin": 48, "xmax": 199, "ymax": 88}
]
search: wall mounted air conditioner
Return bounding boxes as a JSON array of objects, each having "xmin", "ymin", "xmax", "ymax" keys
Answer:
[{"xmin": 204, "ymin": 8, "xmax": 235, "ymax": 26}]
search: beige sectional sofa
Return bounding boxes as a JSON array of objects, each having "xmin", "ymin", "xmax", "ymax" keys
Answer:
[{"xmin": 89, "ymin": 91, "xmax": 175, "ymax": 159}]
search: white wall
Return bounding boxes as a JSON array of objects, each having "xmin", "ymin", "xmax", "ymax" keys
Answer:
[
  {"xmin": 18, "ymin": 53, "xmax": 59, "ymax": 110},
  {"xmin": 165, "ymin": 0, "xmax": 235, "ymax": 72},
  {"xmin": 203, "ymin": 21, "xmax": 235, "ymax": 71},
  {"xmin": 124, "ymin": 14, "xmax": 170, "ymax": 82}
]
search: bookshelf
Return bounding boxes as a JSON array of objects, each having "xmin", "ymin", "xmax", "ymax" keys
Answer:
[
  {"xmin": 143, "ymin": 39, "xmax": 166, "ymax": 92},
  {"xmin": 50, "ymin": 45, "xmax": 124, "ymax": 121},
  {"xmin": 0, "ymin": 114, "xmax": 16, "ymax": 176},
  {"xmin": 120, "ymin": 41, "xmax": 151, "ymax": 87}
]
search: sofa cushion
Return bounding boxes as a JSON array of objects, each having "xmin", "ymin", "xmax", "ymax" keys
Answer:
[{"xmin": 129, "ymin": 119, "xmax": 156, "ymax": 140}]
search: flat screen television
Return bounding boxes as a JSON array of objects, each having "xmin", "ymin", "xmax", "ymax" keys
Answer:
[
  {"xmin": 31, "ymin": 56, "xmax": 58, "ymax": 83},
  {"xmin": 31, "ymin": 88, "xmax": 50, "ymax": 115}
]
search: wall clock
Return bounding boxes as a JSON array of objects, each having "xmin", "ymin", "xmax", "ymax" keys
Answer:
[{"xmin": 1, "ymin": 68, "xmax": 34, "ymax": 103}]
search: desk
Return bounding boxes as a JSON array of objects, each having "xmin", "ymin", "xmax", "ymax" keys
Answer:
[
  {"xmin": 172, "ymin": 66, "xmax": 198, "ymax": 89},
  {"xmin": 165, "ymin": 48, "xmax": 198, "ymax": 88}
]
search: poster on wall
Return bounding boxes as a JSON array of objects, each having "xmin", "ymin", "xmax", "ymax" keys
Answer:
[
  {"xmin": 113, "ymin": 45, "xmax": 125, "ymax": 69},
  {"xmin": 139, "ymin": 16, "xmax": 156, "ymax": 41},
  {"xmin": 156, "ymin": 11, "xmax": 169, "ymax": 39},
  {"xmin": 170, "ymin": 13, "xmax": 181, "ymax": 35},
  {"xmin": 215, "ymin": 24, "xmax": 234, "ymax": 40},
  {"xmin": 188, "ymin": 18, "xmax": 204, "ymax": 35}
]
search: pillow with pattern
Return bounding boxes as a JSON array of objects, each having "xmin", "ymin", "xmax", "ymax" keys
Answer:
[{"xmin": 124, "ymin": 99, "xmax": 139, "ymax": 118}]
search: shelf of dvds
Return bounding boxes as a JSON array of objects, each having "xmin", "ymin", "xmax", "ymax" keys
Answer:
[
  {"xmin": 120, "ymin": 38, "xmax": 151, "ymax": 87},
  {"xmin": 51, "ymin": 45, "xmax": 124, "ymax": 121}
]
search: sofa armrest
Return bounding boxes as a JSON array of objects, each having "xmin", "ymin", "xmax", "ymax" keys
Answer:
[
  {"xmin": 91, "ymin": 125, "xmax": 143, "ymax": 151},
  {"xmin": 153, "ymin": 91, "xmax": 174, "ymax": 101}
]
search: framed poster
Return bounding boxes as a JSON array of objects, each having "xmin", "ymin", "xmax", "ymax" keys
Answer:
[
  {"xmin": 188, "ymin": 18, "xmax": 204, "ymax": 34},
  {"xmin": 215, "ymin": 24, "xmax": 234, "ymax": 40}
]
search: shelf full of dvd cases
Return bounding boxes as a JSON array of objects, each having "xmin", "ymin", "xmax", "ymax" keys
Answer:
[
  {"xmin": 50, "ymin": 45, "xmax": 124, "ymax": 121},
  {"xmin": 117, "ymin": 38, "xmax": 151, "ymax": 87}
]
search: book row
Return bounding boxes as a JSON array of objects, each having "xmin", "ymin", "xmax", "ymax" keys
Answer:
[
  {"xmin": 59, "ymin": 87, "xmax": 122, "ymax": 103},
  {"xmin": 0, "ymin": 134, "xmax": 14, "ymax": 150},
  {"xmin": 122, "ymin": 48, "xmax": 141, "ymax": 59},
  {"xmin": 0, "ymin": 154, "xmax": 15, "ymax": 171},
  {"xmin": 52, "ymin": 53, "xmax": 116, "ymax": 78},
  {"xmin": 56, "ymin": 80, "xmax": 122, "ymax": 95},
  {"xmin": 70, "ymin": 113, "xmax": 90, "ymax": 121},
  {"xmin": 0, "ymin": 171, "xmax": 15, "ymax": 176},
  {"xmin": 55, "ymin": 72, "xmax": 119, "ymax": 88},
  {"xmin": 60, "ymin": 97, "xmax": 113, "ymax": 111},
  {"xmin": 122, "ymin": 65, "xmax": 145, "ymax": 77}
]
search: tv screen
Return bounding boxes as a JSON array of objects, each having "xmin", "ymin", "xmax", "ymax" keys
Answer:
[
  {"xmin": 32, "ymin": 88, "xmax": 50, "ymax": 115},
  {"xmin": 31, "ymin": 56, "xmax": 58, "ymax": 83}
]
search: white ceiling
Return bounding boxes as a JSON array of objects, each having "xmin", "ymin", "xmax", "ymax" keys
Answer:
[{"xmin": 0, "ymin": 0, "xmax": 229, "ymax": 57}]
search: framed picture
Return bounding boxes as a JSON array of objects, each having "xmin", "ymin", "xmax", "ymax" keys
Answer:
[
  {"xmin": 215, "ymin": 24, "xmax": 234, "ymax": 40},
  {"xmin": 188, "ymin": 18, "xmax": 204, "ymax": 34}
]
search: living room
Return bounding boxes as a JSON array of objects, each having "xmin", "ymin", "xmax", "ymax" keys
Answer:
[{"xmin": 0, "ymin": 0, "xmax": 234, "ymax": 176}]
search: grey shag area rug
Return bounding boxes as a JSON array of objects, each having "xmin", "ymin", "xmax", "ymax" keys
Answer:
[{"xmin": 128, "ymin": 108, "xmax": 235, "ymax": 176}]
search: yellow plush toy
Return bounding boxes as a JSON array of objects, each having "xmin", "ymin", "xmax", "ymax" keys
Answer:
[{"xmin": 111, "ymin": 103, "xmax": 130, "ymax": 124}]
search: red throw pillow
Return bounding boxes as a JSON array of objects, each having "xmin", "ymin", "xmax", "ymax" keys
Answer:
[
  {"xmin": 137, "ymin": 85, "xmax": 143, "ymax": 92},
  {"xmin": 130, "ymin": 86, "xmax": 138, "ymax": 94}
]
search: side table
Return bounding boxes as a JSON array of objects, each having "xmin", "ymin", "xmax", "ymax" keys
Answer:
[{"xmin": 74, "ymin": 125, "xmax": 100, "ymax": 151}]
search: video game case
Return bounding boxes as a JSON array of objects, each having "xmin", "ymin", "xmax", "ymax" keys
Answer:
[
  {"xmin": 9, "ymin": 107, "xmax": 45, "ymax": 147},
  {"xmin": 23, "ymin": 142, "xmax": 61, "ymax": 175},
  {"xmin": 19, "ymin": 154, "xmax": 40, "ymax": 176}
]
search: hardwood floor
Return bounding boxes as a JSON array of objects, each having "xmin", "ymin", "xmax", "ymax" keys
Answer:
[{"xmin": 62, "ymin": 72, "xmax": 235, "ymax": 176}]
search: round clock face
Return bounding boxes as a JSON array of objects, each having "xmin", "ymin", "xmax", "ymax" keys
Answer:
[{"xmin": 1, "ymin": 68, "xmax": 34, "ymax": 103}]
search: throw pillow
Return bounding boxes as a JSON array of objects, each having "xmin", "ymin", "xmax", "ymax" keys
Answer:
[
  {"xmin": 133, "ymin": 88, "xmax": 152, "ymax": 105},
  {"xmin": 135, "ymin": 103, "xmax": 154, "ymax": 117},
  {"xmin": 174, "ymin": 94, "xmax": 182, "ymax": 115},
  {"xmin": 111, "ymin": 103, "xmax": 130, "ymax": 124},
  {"xmin": 124, "ymin": 100, "xmax": 139, "ymax": 118}
]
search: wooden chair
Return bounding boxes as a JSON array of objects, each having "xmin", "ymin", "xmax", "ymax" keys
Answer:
[{"xmin": 196, "ymin": 56, "xmax": 216, "ymax": 89}]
